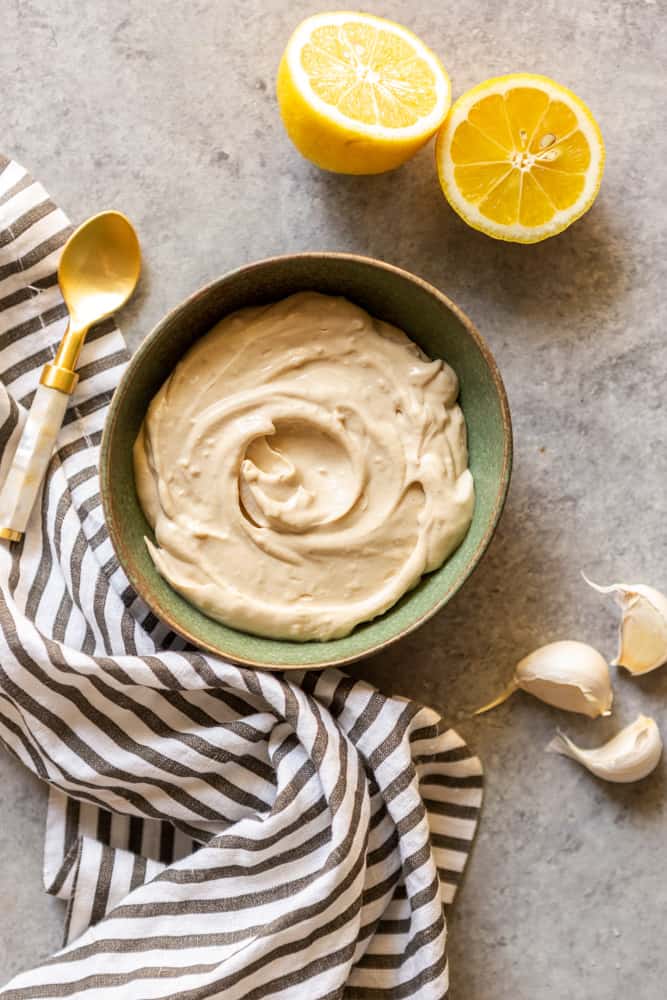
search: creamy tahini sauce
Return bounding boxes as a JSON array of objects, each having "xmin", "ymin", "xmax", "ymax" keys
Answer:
[{"xmin": 134, "ymin": 292, "xmax": 475, "ymax": 640}]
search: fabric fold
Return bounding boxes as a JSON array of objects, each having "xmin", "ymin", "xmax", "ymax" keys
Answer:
[{"xmin": 0, "ymin": 155, "xmax": 482, "ymax": 1000}]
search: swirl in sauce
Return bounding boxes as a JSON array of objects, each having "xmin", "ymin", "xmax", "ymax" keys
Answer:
[{"xmin": 134, "ymin": 292, "xmax": 475, "ymax": 640}]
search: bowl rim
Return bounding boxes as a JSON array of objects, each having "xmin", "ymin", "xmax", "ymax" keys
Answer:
[{"xmin": 101, "ymin": 251, "xmax": 513, "ymax": 669}]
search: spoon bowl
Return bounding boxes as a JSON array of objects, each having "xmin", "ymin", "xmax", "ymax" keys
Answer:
[{"xmin": 59, "ymin": 211, "xmax": 141, "ymax": 327}]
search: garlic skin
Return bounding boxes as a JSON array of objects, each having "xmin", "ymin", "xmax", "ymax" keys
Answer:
[
  {"xmin": 548, "ymin": 715, "xmax": 663, "ymax": 783},
  {"xmin": 475, "ymin": 640, "xmax": 613, "ymax": 717},
  {"xmin": 583, "ymin": 575, "xmax": 667, "ymax": 675}
]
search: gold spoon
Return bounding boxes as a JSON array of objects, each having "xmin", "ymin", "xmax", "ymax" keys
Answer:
[{"xmin": 0, "ymin": 211, "xmax": 141, "ymax": 541}]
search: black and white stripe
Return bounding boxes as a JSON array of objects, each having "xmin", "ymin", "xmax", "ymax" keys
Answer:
[{"xmin": 0, "ymin": 156, "xmax": 483, "ymax": 999}]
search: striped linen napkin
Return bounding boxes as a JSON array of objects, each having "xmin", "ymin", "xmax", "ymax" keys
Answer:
[{"xmin": 0, "ymin": 155, "xmax": 483, "ymax": 1000}]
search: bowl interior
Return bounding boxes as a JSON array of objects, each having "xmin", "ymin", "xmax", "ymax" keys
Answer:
[{"xmin": 102, "ymin": 254, "xmax": 511, "ymax": 669}]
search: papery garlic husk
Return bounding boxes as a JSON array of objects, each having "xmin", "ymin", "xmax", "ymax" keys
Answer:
[
  {"xmin": 583, "ymin": 575, "xmax": 667, "ymax": 675},
  {"xmin": 547, "ymin": 714, "xmax": 663, "ymax": 783},
  {"xmin": 475, "ymin": 640, "xmax": 613, "ymax": 717}
]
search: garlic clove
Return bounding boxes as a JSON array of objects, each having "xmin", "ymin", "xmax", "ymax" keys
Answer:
[
  {"xmin": 547, "ymin": 714, "xmax": 663, "ymax": 783},
  {"xmin": 475, "ymin": 640, "xmax": 613, "ymax": 717},
  {"xmin": 583, "ymin": 574, "xmax": 667, "ymax": 675},
  {"xmin": 516, "ymin": 640, "xmax": 613, "ymax": 717}
]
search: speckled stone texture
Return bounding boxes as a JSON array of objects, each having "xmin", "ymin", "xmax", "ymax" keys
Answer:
[{"xmin": 2, "ymin": 0, "xmax": 666, "ymax": 996}]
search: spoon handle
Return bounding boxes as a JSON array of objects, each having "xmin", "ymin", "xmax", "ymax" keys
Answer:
[{"xmin": 0, "ymin": 385, "xmax": 72, "ymax": 541}]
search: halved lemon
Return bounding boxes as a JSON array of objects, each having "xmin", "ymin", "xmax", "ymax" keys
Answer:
[
  {"xmin": 436, "ymin": 74, "xmax": 605, "ymax": 243},
  {"xmin": 277, "ymin": 12, "xmax": 451, "ymax": 174}
]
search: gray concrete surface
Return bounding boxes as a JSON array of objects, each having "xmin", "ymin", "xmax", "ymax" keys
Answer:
[{"xmin": 2, "ymin": 0, "xmax": 666, "ymax": 995}]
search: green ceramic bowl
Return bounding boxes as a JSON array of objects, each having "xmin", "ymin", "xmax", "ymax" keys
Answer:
[{"xmin": 101, "ymin": 253, "xmax": 512, "ymax": 669}]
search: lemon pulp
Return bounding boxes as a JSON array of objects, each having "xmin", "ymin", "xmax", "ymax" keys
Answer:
[{"xmin": 436, "ymin": 74, "xmax": 605, "ymax": 242}]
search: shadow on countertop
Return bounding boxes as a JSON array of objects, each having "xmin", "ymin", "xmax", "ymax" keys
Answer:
[{"xmin": 306, "ymin": 145, "xmax": 630, "ymax": 335}]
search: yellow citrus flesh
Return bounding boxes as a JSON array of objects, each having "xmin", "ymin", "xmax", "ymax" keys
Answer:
[
  {"xmin": 277, "ymin": 12, "xmax": 451, "ymax": 174},
  {"xmin": 436, "ymin": 74, "xmax": 605, "ymax": 243}
]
